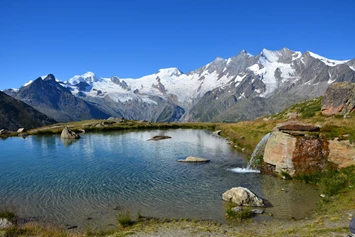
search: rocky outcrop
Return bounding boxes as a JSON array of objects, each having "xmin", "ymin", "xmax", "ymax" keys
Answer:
[
  {"xmin": 222, "ymin": 187, "xmax": 265, "ymax": 207},
  {"xmin": 263, "ymin": 122, "xmax": 355, "ymax": 176},
  {"xmin": 177, "ymin": 156, "xmax": 210, "ymax": 163},
  {"xmin": 328, "ymin": 139, "xmax": 355, "ymax": 168},
  {"xmin": 61, "ymin": 127, "xmax": 80, "ymax": 139},
  {"xmin": 322, "ymin": 82, "xmax": 355, "ymax": 116}
]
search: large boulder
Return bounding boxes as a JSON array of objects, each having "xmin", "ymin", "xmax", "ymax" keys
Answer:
[
  {"xmin": 222, "ymin": 187, "xmax": 265, "ymax": 207},
  {"xmin": 264, "ymin": 123, "xmax": 330, "ymax": 176},
  {"xmin": 263, "ymin": 131, "xmax": 297, "ymax": 175},
  {"xmin": 60, "ymin": 127, "xmax": 80, "ymax": 139},
  {"xmin": 262, "ymin": 122, "xmax": 355, "ymax": 177},
  {"xmin": 321, "ymin": 82, "xmax": 355, "ymax": 116}
]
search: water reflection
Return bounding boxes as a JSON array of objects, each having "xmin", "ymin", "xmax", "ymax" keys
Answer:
[
  {"xmin": 261, "ymin": 175, "xmax": 320, "ymax": 219},
  {"xmin": 60, "ymin": 138, "xmax": 79, "ymax": 147}
]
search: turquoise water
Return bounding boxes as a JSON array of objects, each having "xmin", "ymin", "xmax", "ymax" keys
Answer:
[{"xmin": 0, "ymin": 129, "xmax": 319, "ymax": 230}]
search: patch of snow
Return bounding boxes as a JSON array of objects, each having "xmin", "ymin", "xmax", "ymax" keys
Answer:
[
  {"xmin": 349, "ymin": 66, "xmax": 355, "ymax": 71},
  {"xmin": 41, "ymin": 75, "xmax": 48, "ymax": 79},
  {"xmin": 23, "ymin": 80, "xmax": 33, "ymax": 87},
  {"xmin": 309, "ymin": 52, "xmax": 349, "ymax": 67},
  {"xmin": 254, "ymin": 89, "xmax": 261, "ymax": 93},
  {"xmin": 261, "ymin": 49, "xmax": 279, "ymax": 63},
  {"xmin": 238, "ymin": 92, "xmax": 245, "ymax": 100},
  {"xmin": 156, "ymin": 68, "xmax": 182, "ymax": 77},
  {"xmin": 235, "ymin": 74, "xmax": 246, "ymax": 83},
  {"xmin": 68, "ymin": 71, "xmax": 101, "ymax": 85},
  {"xmin": 328, "ymin": 78, "xmax": 336, "ymax": 84},
  {"xmin": 292, "ymin": 52, "xmax": 302, "ymax": 60},
  {"xmin": 247, "ymin": 64, "xmax": 260, "ymax": 73},
  {"xmin": 226, "ymin": 58, "xmax": 232, "ymax": 65},
  {"xmin": 257, "ymin": 55, "xmax": 297, "ymax": 96},
  {"xmin": 108, "ymin": 93, "xmax": 133, "ymax": 103}
]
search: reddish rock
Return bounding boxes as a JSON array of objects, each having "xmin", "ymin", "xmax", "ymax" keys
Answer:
[
  {"xmin": 321, "ymin": 82, "xmax": 355, "ymax": 116},
  {"xmin": 278, "ymin": 123, "xmax": 320, "ymax": 132}
]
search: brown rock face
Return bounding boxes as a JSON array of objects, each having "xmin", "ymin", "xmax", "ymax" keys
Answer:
[
  {"xmin": 278, "ymin": 124, "xmax": 320, "ymax": 132},
  {"xmin": 328, "ymin": 139, "xmax": 355, "ymax": 168},
  {"xmin": 292, "ymin": 137, "xmax": 329, "ymax": 176},
  {"xmin": 263, "ymin": 122, "xmax": 332, "ymax": 176},
  {"xmin": 321, "ymin": 82, "xmax": 355, "ymax": 116}
]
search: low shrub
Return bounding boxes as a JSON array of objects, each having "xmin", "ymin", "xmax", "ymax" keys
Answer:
[
  {"xmin": 0, "ymin": 210, "xmax": 16, "ymax": 223},
  {"xmin": 225, "ymin": 204, "xmax": 253, "ymax": 221},
  {"xmin": 117, "ymin": 211, "xmax": 132, "ymax": 227}
]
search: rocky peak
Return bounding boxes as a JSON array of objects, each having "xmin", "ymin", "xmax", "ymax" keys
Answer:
[{"xmin": 43, "ymin": 74, "xmax": 56, "ymax": 81}]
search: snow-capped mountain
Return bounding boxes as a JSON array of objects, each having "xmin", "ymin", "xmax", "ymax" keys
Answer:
[{"xmin": 4, "ymin": 48, "xmax": 355, "ymax": 122}]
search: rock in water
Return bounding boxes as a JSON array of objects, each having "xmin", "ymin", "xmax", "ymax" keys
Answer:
[
  {"xmin": 178, "ymin": 156, "xmax": 210, "ymax": 163},
  {"xmin": 222, "ymin": 187, "xmax": 265, "ymax": 207},
  {"xmin": 61, "ymin": 127, "xmax": 80, "ymax": 139},
  {"xmin": 147, "ymin": 135, "xmax": 171, "ymax": 141}
]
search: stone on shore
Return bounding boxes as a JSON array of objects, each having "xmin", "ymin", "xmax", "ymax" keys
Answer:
[
  {"xmin": 222, "ymin": 187, "xmax": 265, "ymax": 207},
  {"xmin": 61, "ymin": 127, "xmax": 80, "ymax": 139},
  {"xmin": 0, "ymin": 218, "xmax": 13, "ymax": 229},
  {"xmin": 17, "ymin": 128, "xmax": 26, "ymax": 133},
  {"xmin": 178, "ymin": 156, "xmax": 210, "ymax": 163}
]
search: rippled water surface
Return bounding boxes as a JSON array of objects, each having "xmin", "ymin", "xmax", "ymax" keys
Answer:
[{"xmin": 0, "ymin": 129, "xmax": 319, "ymax": 229}]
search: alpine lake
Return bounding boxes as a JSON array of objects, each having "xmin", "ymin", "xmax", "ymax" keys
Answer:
[{"xmin": 0, "ymin": 129, "xmax": 320, "ymax": 230}]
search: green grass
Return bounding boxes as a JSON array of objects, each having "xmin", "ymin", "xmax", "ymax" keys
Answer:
[
  {"xmin": 0, "ymin": 210, "xmax": 16, "ymax": 223},
  {"xmin": 295, "ymin": 166, "xmax": 355, "ymax": 196},
  {"xmin": 225, "ymin": 203, "xmax": 253, "ymax": 221},
  {"xmin": 117, "ymin": 212, "xmax": 132, "ymax": 228}
]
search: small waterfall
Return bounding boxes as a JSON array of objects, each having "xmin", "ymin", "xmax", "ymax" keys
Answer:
[
  {"xmin": 229, "ymin": 132, "xmax": 271, "ymax": 174},
  {"xmin": 246, "ymin": 133, "xmax": 271, "ymax": 169}
]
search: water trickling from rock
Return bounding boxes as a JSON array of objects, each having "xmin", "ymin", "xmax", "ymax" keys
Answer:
[
  {"xmin": 229, "ymin": 133, "xmax": 270, "ymax": 174},
  {"xmin": 247, "ymin": 133, "xmax": 271, "ymax": 169}
]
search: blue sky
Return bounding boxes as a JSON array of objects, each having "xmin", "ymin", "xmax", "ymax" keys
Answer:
[{"xmin": 1, "ymin": 0, "xmax": 354, "ymax": 89}]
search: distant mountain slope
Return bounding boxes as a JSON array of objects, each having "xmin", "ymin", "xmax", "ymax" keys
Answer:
[
  {"xmin": 9, "ymin": 74, "xmax": 110, "ymax": 122},
  {"xmin": 0, "ymin": 91, "xmax": 56, "ymax": 131},
  {"xmin": 4, "ymin": 48, "xmax": 355, "ymax": 123}
]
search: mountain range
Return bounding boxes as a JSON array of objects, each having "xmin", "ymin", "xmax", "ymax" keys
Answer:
[{"xmin": 3, "ymin": 48, "xmax": 355, "ymax": 123}]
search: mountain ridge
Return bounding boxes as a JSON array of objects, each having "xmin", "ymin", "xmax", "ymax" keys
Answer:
[{"xmin": 3, "ymin": 48, "xmax": 355, "ymax": 123}]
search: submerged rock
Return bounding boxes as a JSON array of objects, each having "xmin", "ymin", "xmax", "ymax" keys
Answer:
[
  {"xmin": 61, "ymin": 127, "xmax": 80, "ymax": 139},
  {"xmin": 178, "ymin": 156, "xmax": 210, "ymax": 163},
  {"xmin": 222, "ymin": 187, "xmax": 265, "ymax": 207},
  {"xmin": 147, "ymin": 135, "xmax": 171, "ymax": 141}
]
